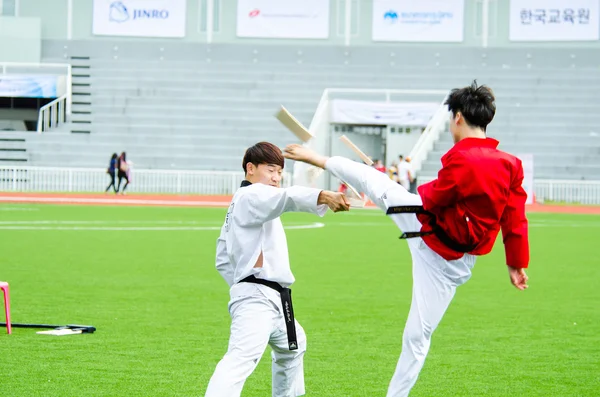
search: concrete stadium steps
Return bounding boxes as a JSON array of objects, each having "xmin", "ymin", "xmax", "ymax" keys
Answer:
[
  {"xmin": 72, "ymin": 109, "xmax": 315, "ymax": 123},
  {"xmin": 0, "ymin": 150, "xmax": 28, "ymax": 162},
  {"xmin": 28, "ymin": 42, "xmax": 600, "ymax": 179},
  {"xmin": 28, "ymin": 151, "xmax": 246, "ymax": 171},
  {"xmin": 86, "ymin": 94, "xmax": 599, "ymax": 111},
  {"xmin": 18, "ymin": 127, "xmax": 299, "ymax": 169},
  {"xmin": 82, "ymin": 70, "xmax": 600, "ymax": 87},
  {"xmin": 0, "ymin": 133, "xmax": 32, "ymax": 163},
  {"xmin": 79, "ymin": 115, "xmax": 307, "ymax": 129},
  {"xmin": 82, "ymin": 106, "xmax": 600, "ymax": 125},
  {"xmin": 89, "ymin": 95, "xmax": 319, "ymax": 108},
  {"xmin": 30, "ymin": 132, "xmax": 290, "ymax": 147},
  {"xmin": 419, "ymin": 164, "xmax": 600, "ymax": 181},
  {"xmin": 85, "ymin": 86, "xmax": 324, "ymax": 100},
  {"xmin": 41, "ymin": 39, "xmax": 600, "ymax": 64},
  {"xmin": 72, "ymin": 75, "xmax": 600, "ymax": 92},
  {"xmin": 433, "ymin": 139, "xmax": 600, "ymax": 153},
  {"xmin": 72, "ymin": 64, "xmax": 600, "ymax": 79},
  {"xmin": 44, "ymin": 124, "xmax": 291, "ymax": 137}
]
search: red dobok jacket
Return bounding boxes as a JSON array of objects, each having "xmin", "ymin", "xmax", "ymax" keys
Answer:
[{"xmin": 417, "ymin": 137, "xmax": 530, "ymax": 269}]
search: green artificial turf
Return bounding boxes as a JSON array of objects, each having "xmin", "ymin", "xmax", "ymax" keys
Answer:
[{"xmin": 1, "ymin": 204, "xmax": 598, "ymax": 396}]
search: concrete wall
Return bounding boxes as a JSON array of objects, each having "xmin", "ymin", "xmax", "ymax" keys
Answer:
[
  {"xmin": 0, "ymin": 16, "xmax": 41, "ymax": 62},
  {"xmin": 4, "ymin": 0, "xmax": 600, "ymax": 48}
]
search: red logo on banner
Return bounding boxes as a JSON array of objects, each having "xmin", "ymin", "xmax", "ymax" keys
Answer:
[{"xmin": 249, "ymin": 9, "xmax": 260, "ymax": 17}]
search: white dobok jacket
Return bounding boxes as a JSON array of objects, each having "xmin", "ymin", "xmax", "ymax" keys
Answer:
[{"xmin": 215, "ymin": 182, "xmax": 328, "ymax": 289}]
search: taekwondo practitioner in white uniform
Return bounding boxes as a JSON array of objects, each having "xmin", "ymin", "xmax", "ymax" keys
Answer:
[
  {"xmin": 205, "ymin": 141, "xmax": 350, "ymax": 397},
  {"xmin": 283, "ymin": 81, "xmax": 530, "ymax": 396}
]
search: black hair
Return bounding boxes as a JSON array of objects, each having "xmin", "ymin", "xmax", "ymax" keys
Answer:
[
  {"xmin": 242, "ymin": 142, "xmax": 284, "ymax": 175},
  {"xmin": 445, "ymin": 80, "xmax": 496, "ymax": 131}
]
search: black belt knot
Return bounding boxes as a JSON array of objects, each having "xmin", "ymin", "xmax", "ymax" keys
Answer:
[
  {"xmin": 385, "ymin": 205, "xmax": 478, "ymax": 253},
  {"xmin": 239, "ymin": 275, "xmax": 298, "ymax": 350}
]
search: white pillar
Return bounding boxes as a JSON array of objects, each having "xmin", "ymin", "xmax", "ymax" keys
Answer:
[
  {"xmin": 67, "ymin": 0, "xmax": 73, "ymax": 40},
  {"xmin": 207, "ymin": 0, "xmax": 214, "ymax": 44},
  {"xmin": 344, "ymin": 0, "xmax": 352, "ymax": 47},
  {"xmin": 14, "ymin": 0, "xmax": 20, "ymax": 17},
  {"xmin": 482, "ymin": 0, "xmax": 489, "ymax": 48}
]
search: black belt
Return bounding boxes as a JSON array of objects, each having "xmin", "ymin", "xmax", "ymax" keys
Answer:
[
  {"xmin": 239, "ymin": 275, "xmax": 298, "ymax": 351},
  {"xmin": 385, "ymin": 205, "xmax": 478, "ymax": 253}
]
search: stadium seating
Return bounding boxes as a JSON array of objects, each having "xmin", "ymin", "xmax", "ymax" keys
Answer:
[{"xmin": 3, "ymin": 41, "xmax": 600, "ymax": 179}]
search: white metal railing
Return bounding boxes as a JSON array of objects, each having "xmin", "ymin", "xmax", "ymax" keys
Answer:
[
  {"xmin": 409, "ymin": 96, "xmax": 450, "ymax": 173},
  {"xmin": 0, "ymin": 166, "xmax": 292, "ymax": 195},
  {"xmin": 37, "ymin": 94, "xmax": 68, "ymax": 133},
  {"xmin": 0, "ymin": 61, "xmax": 73, "ymax": 122},
  {"xmin": 534, "ymin": 179, "xmax": 600, "ymax": 205},
  {"xmin": 0, "ymin": 165, "xmax": 599, "ymax": 204}
]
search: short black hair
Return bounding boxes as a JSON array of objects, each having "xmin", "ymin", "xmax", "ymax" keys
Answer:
[
  {"xmin": 445, "ymin": 80, "xmax": 496, "ymax": 131},
  {"xmin": 242, "ymin": 142, "xmax": 285, "ymax": 174}
]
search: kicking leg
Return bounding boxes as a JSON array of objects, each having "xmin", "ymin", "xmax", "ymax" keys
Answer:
[
  {"xmin": 386, "ymin": 247, "xmax": 466, "ymax": 397},
  {"xmin": 325, "ymin": 156, "xmax": 408, "ymax": 211},
  {"xmin": 324, "ymin": 156, "xmax": 424, "ymax": 234},
  {"xmin": 283, "ymin": 145, "xmax": 417, "ymax": 212}
]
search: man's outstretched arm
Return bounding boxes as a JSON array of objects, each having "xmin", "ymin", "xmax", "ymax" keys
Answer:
[
  {"xmin": 284, "ymin": 144, "xmax": 403, "ymax": 211},
  {"xmin": 236, "ymin": 183, "xmax": 350, "ymax": 227}
]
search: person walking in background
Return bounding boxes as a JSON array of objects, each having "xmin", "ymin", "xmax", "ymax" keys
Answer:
[
  {"xmin": 116, "ymin": 152, "xmax": 130, "ymax": 195},
  {"xmin": 406, "ymin": 157, "xmax": 417, "ymax": 194},
  {"xmin": 105, "ymin": 153, "xmax": 118, "ymax": 194},
  {"xmin": 398, "ymin": 155, "xmax": 414, "ymax": 191}
]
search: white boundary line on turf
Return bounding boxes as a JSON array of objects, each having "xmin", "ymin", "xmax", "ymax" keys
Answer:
[
  {"xmin": 0, "ymin": 222, "xmax": 326, "ymax": 231},
  {"xmin": 0, "ymin": 220, "xmax": 222, "ymax": 225},
  {"xmin": 0, "ymin": 197, "xmax": 230, "ymax": 207},
  {"xmin": 0, "ymin": 207, "xmax": 40, "ymax": 211}
]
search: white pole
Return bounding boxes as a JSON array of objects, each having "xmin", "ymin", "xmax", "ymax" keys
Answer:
[
  {"xmin": 67, "ymin": 0, "xmax": 73, "ymax": 40},
  {"xmin": 206, "ymin": 0, "xmax": 214, "ymax": 44},
  {"xmin": 482, "ymin": 0, "xmax": 489, "ymax": 48},
  {"xmin": 67, "ymin": 64, "xmax": 72, "ymax": 115},
  {"xmin": 0, "ymin": 1, "xmax": 4, "ymax": 16},
  {"xmin": 15, "ymin": 0, "xmax": 20, "ymax": 17},
  {"xmin": 344, "ymin": 0, "xmax": 351, "ymax": 47}
]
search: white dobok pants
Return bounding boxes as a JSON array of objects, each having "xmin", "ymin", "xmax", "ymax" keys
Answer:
[
  {"xmin": 205, "ymin": 283, "xmax": 306, "ymax": 397},
  {"xmin": 326, "ymin": 157, "xmax": 477, "ymax": 397}
]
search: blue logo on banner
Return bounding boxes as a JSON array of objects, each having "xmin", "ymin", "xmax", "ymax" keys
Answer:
[
  {"xmin": 109, "ymin": 1, "xmax": 170, "ymax": 23},
  {"xmin": 387, "ymin": 10, "xmax": 453, "ymax": 26},
  {"xmin": 109, "ymin": 1, "xmax": 129, "ymax": 23},
  {"xmin": 384, "ymin": 10, "xmax": 399, "ymax": 24}
]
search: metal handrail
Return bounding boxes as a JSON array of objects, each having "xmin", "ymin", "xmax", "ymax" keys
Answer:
[{"xmin": 36, "ymin": 94, "xmax": 68, "ymax": 133}]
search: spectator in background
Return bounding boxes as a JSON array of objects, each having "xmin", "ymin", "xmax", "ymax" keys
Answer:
[
  {"xmin": 406, "ymin": 156, "xmax": 417, "ymax": 194},
  {"xmin": 398, "ymin": 155, "xmax": 414, "ymax": 190},
  {"xmin": 117, "ymin": 152, "xmax": 130, "ymax": 195},
  {"xmin": 373, "ymin": 159, "xmax": 386, "ymax": 174},
  {"xmin": 105, "ymin": 153, "xmax": 118, "ymax": 194},
  {"xmin": 388, "ymin": 162, "xmax": 399, "ymax": 183}
]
